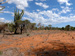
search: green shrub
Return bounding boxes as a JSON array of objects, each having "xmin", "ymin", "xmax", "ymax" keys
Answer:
[{"xmin": 0, "ymin": 51, "xmax": 3, "ymax": 55}]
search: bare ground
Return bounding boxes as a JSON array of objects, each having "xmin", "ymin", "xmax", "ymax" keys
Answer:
[{"xmin": 0, "ymin": 30, "xmax": 75, "ymax": 56}]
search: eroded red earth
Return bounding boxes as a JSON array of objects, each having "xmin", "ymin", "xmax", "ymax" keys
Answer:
[{"xmin": 0, "ymin": 30, "xmax": 75, "ymax": 56}]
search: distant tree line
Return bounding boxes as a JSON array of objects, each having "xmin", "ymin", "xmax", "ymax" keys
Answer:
[
  {"xmin": 0, "ymin": 7, "xmax": 75, "ymax": 35},
  {"xmin": 60, "ymin": 25, "xmax": 75, "ymax": 31},
  {"xmin": 0, "ymin": 20, "xmax": 75, "ymax": 34}
]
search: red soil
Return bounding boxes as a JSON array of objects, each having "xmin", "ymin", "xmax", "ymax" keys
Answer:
[{"xmin": 0, "ymin": 30, "xmax": 75, "ymax": 56}]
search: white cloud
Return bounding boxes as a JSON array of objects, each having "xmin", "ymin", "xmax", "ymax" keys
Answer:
[
  {"xmin": 0, "ymin": 18, "xmax": 11, "ymax": 23},
  {"xmin": 35, "ymin": 0, "xmax": 46, "ymax": 1},
  {"xmin": 35, "ymin": 2, "xmax": 49, "ymax": 9},
  {"xmin": 0, "ymin": 18, "xmax": 5, "ymax": 21},
  {"xmin": 1, "ymin": 0, "xmax": 74, "ymax": 25},
  {"xmin": 69, "ymin": 14, "xmax": 73, "ymax": 16},
  {"xmin": 24, "ymin": 10, "xmax": 75, "ymax": 25},
  {"xmin": 59, "ymin": 6, "xmax": 72, "ymax": 14},
  {"xmin": 40, "ymin": 0, "xmax": 46, "ymax": 1},
  {"xmin": 37, "ymin": 9, "xmax": 40, "ymax": 12},
  {"xmin": 1, "ymin": 9, "xmax": 75, "ymax": 25},
  {"xmin": 57, "ymin": 0, "xmax": 72, "ymax": 15},
  {"xmin": 7, "ymin": 6, "xmax": 9, "ymax": 8},
  {"xmin": 57, "ymin": 0, "xmax": 72, "ymax": 6},
  {"xmin": 3, "ymin": 11, "xmax": 13, "ymax": 14},
  {"xmin": 0, "ymin": 7, "xmax": 2, "ymax": 10},
  {"xmin": 61, "ymin": 6, "xmax": 64, "ymax": 8},
  {"xmin": 23, "ymin": 17, "xmax": 32, "ymax": 21},
  {"xmin": 52, "ymin": 8, "xmax": 59, "ymax": 11},
  {"xmin": 8, "ymin": 0, "xmax": 33, "ymax": 9},
  {"xmin": 2, "ymin": 11, "xmax": 14, "ymax": 16}
]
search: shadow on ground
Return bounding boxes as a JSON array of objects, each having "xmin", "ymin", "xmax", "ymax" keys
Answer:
[{"xmin": 31, "ymin": 42, "xmax": 75, "ymax": 56}]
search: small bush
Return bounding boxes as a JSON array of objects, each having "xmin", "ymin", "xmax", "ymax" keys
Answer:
[
  {"xmin": 0, "ymin": 51, "xmax": 3, "ymax": 55},
  {"xmin": 27, "ymin": 33, "xmax": 30, "ymax": 36}
]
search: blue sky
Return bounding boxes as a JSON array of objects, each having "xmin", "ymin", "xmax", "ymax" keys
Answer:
[{"xmin": 0, "ymin": 0, "xmax": 75, "ymax": 27}]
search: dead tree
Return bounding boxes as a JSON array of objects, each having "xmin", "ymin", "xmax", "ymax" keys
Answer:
[{"xmin": 0, "ymin": 0, "xmax": 9, "ymax": 12}]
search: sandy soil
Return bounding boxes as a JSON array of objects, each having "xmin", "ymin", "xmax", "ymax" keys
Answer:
[{"xmin": 0, "ymin": 30, "xmax": 75, "ymax": 56}]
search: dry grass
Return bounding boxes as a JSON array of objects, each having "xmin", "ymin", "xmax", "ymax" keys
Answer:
[{"xmin": 0, "ymin": 30, "xmax": 75, "ymax": 56}]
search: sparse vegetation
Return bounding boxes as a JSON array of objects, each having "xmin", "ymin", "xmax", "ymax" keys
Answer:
[
  {"xmin": 0, "ymin": 1, "xmax": 75, "ymax": 56},
  {"xmin": 14, "ymin": 9, "xmax": 24, "ymax": 34},
  {"xmin": 0, "ymin": 51, "xmax": 3, "ymax": 55}
]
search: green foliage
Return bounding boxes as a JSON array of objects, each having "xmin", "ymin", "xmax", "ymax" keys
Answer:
[
  {"xmin": 6, "ymin": 23, "xmax": 15, "ymax": 32},
  {"xmin": 31, "ymin": 23, "xmax": 36, "ymax": 30},
  {"xmin": 65, "ymin": 25, "xmax": 71, "ymax": 31},
  {"xmin": 71, "ymin": 27, "xmax": 75, "ymax": 30},
  {"xmin": 0, "ymin": 51, "xmax": 3, "ymax": 55},
  {"xmin": 14, "ymin": 9, "xmax": 24, "ymax": 23},
  {"xmin": 23, "ymin": 20, "xmax": 31, "ymax": 29},
  {"xmin": 48, "ymin": 25, "xmax": 52, "ymax": 29},
  {"xmin": 45, "ymin": 26, "xmax": 49, "ymax": 30},
  {"xmin": 14, "ymin": 9, "xmax": 24, "ymax": 34},
  {"xmin": 61, "ymin": 27, "xmax": 65, "ymax": 30}
]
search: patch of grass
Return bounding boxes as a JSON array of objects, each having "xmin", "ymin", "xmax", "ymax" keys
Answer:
[{"xmin": 0, "ymin": 51, "xmax": 3, "ymax": 55}]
